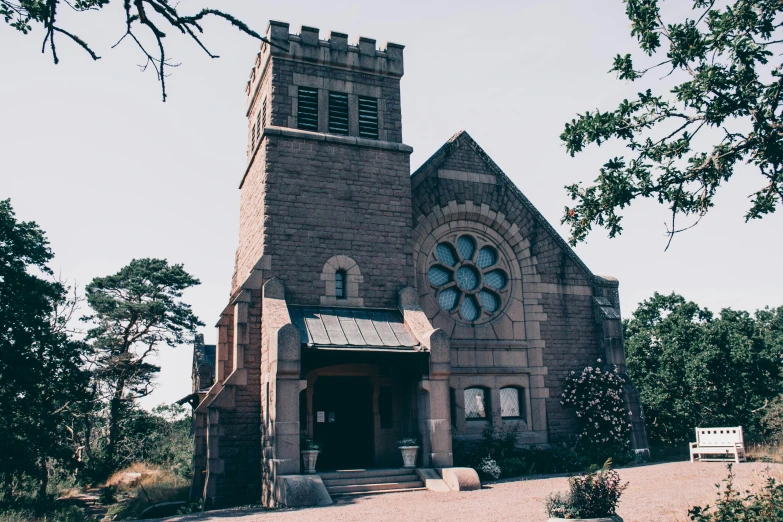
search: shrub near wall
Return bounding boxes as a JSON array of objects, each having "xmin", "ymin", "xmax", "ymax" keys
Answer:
[
  {"xmin": 561, "ymin": 361, "xmax": 633, "ymax": 464},
  {"xmin": 453, "ymin": 427, "xmax": 585, "ymax": 480}
]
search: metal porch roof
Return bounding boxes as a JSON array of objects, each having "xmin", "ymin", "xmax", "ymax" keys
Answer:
[{"xmin": 288, "ymin": 306, "xmax": 420, "ymax": 351}]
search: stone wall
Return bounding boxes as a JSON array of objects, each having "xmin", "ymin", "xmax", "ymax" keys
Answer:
[{"xmin": 411, "ymin": 131, "xmax": 605, "ymax": 443}]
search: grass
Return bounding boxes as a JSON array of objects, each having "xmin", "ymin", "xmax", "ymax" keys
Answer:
[
  {"xmin": 747, "ymin": 441, "xmax": 783, "ymax": 464},
  {"xmin": 0, "ymin": 506, "xmax": 91, "ymax": 522},
  {"xmin": 104, "ymin": 463, "xmax": 191, "ymax": 520}
]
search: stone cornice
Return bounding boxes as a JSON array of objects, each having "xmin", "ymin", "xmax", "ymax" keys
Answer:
[{"xmin": 239, "ymin": 126, "xmax": 413, "ymax": 188}]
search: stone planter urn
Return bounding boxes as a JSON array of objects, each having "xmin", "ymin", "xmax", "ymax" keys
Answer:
[
  {"xmin": 399, "ymin": 446, "xmax": 419, "ymax": 468},
  {"xmin": 301, "ymin": 450, "xmax": 319, "ymax": 474},
  {"xmin": 547, "ymin": 515, "xmax": 623, "ymax": 522}
]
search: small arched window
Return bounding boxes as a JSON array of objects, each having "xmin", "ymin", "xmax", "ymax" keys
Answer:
[
  {"xmin": 464, "ymin": 387, "xmax": 488, "ymax": 420},
  {"xmin": 500, "ymin": 387, "xmax": 524, "ymax": 419},
  {"xmin": 335, "ymin": 270, "xmax": 346, "ymax": 299}
]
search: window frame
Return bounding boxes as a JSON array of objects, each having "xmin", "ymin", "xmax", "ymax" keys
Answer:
[
  {"xmin": 297, "ymin": 86, "xmax": 319, "ymax": 132},
  {"xmin": 499, "ymin": 386, "xmax": 525, "ymax": 420},
  {"xmin": 335, "ymin": 269, "xmax": 347, "ymax": 299},
  {"xmin": 463, "ymin": 386, "xmax": 490, "ymax": 421},
  {"xmin": 328, "ymin": 91, "xmax": 350, "ymax": 136},
  {"xmin": 357, "ymin": 95, "xmax": 379, "ymax": 139}
]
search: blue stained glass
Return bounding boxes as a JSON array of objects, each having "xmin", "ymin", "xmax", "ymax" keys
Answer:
[
  {"xmin": 438, "ymin": 288, "xmax": 459, "ymax": 310},
  {"xmin": 436, "ymin": 244, "xmax": 457, "ymax": 266},
  {"xmin": 456, "ymin": 266, "xmax": 479, "ymax": 291},
  {"xmin": 476, "ymin": 247, "xmax": 497, "ymax": 269},
  {"xmin": 461, "ymin": 296, "xmax": 479, "ymax": 321},
  {"xmin": 457, "ymin": 236, "xmax": 475, "ymax": 261},
  {"xmin": 479, "ymin": 290, "xmax": 499, "ymax": 313},
  {"xmin": 428, "ymin": 266, "xmax": 451, "ymax": 286},
  {"xmin": 484, "ymin": 270, "xmax": 507, "ymax": 290}
]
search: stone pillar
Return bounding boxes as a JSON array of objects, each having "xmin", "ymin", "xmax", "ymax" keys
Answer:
[
  {"xmin": 424, "ymin": 329, "xmax": 453, "ymax": 468},
  {"xmin": 262, "ymin": 278, "xmax": 307, "ymax": 505},
  {"xmin": 399, "ymin": 286, "xmax": 453, "ymax": 468}
]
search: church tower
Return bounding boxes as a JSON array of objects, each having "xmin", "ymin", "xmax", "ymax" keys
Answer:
[{"xmin": 233, "ymin": 21, "xmax": 414, "ymax": 307}]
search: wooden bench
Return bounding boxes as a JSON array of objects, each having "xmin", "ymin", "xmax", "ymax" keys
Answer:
[{"xmin": 690, "ymin": 427, "xmax": 746, "ymax": 463}]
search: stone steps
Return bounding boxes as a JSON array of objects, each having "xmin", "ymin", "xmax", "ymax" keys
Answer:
[
  {"xmin": 321, "ymin": 468, "xmax": 425, "ymax": 497},
  {"xmin": 323, "ymin": 474, "xmax": 421, "ymax": 487}
]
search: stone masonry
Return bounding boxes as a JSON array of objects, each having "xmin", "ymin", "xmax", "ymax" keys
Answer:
[{"xmin": 190, "ymin": 20, "xmax": 649, "ymax": 509}]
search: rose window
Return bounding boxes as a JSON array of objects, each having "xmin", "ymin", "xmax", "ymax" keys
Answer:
[{"xmin": 426, "ymin": 234, "xmax": 509, "ymax": 322}]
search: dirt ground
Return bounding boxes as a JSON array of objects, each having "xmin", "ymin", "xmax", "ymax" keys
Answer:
[{"xmin": 163, "ymin": 461, "xmax": 783, "ymax": 522}]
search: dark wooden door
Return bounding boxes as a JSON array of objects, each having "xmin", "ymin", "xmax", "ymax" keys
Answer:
[{"xmin": 312, "ymin": 377, "xmax": 374, "ymax": 470}]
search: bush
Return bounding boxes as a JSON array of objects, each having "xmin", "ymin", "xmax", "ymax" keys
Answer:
[
  {"xmin": 688, "ymin": 464, "xmax": 783, "ymax": 521},
  {"xmin": 761, "ymin": 395, "xmax": 783, "ymax": 443},
  {"xmin": 561, "ymin": 361, "xmax": 632, "ymax": 463},
  {"xmin": 477, "ymin": 457, "xmax": 501, "ymax": 480},
  {"xmin": 453, "ymin": 426, "xmax": 588, "ymax": 479},
  {"xmin": 0, "ymin": 506, "xmax": 90, "ymax": 522},
  {"xmin": 545, "ymin": 459, "xmax": 628, "ymax": 519}
]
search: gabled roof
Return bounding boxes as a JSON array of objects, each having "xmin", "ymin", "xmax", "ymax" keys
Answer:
[
  {"xmin": 411, "ymin": 130, "xmax": 603, "ymax": 285},
  {"xmin": 288, "ymin": 306, "xmax": 420, "ymax": 351}
]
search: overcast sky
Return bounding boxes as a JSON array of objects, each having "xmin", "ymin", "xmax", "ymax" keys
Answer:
[{"xmin": 2, "ymin": 0, "xmax": 780, "ymax": 410}]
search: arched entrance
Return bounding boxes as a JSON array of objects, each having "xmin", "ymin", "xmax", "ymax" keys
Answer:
[{"xmin": 312, "ymin": 376, "xmax": 374, "ymax": 469}]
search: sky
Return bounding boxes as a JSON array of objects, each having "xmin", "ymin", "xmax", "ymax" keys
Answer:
[{"xmin": 1, "ymin": 0, "xmax": 781, "ymax": 410}]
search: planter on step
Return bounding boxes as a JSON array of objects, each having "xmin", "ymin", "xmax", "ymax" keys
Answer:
[
  {"xmin": 399, "ymin": 446, "xmax": 419, "ymax": 468},
  {"xmin": 301, "ymin": 450, "xmax": 319, "ymax": 474}
]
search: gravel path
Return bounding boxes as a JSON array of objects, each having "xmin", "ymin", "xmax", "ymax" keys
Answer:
[{"xmin": 166, "ymin": 461, "xmax": 782, "ymax": 522}]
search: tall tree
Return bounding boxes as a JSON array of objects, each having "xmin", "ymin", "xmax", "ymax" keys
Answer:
[
  {"xmin": 561, "ymin": 0, "xmax": 783, "ymax": 248},
  {"xmin": 0, "ymin": 0, "xmax": 278, "ymax": 100},
  {"xmin": 84, "ymin": 258, "xmax": 202, "ymax": 469},
  {"xmin": 624, "ymin": 292, "xmax": 783, "ymax": 445},
  {"xmin": 0, "ymin": 199, "xmax": 91, "ymax": 501}
]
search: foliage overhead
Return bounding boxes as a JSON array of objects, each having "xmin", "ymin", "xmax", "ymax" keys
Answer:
[
  {"xmin": 0, "ymin": 0, "xmax": 272, "ymax": 100},
  {"xmin": 560, "ymin": 0, "xmax": 783, "ymax": 248},
  {"xmin": 624, "ymin": 292, "xmax": 783, "ymax": 445}
]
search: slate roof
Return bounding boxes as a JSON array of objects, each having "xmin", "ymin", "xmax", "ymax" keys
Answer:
[{"xmin": 288, "ymin": 306, "xmax": 420, "ymax": 351}]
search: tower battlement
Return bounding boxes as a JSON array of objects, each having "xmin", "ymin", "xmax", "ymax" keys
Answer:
[{"xmin": 245, "ymin": 21, "xmax": 404, "ymax": 102}]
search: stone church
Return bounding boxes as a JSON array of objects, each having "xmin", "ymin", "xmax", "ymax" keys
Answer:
[{"xmin": 187, "ymin": 20, "xmax": 649, "ymax": 509}]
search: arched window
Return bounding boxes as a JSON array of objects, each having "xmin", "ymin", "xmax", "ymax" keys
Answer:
[
  {"xmin": 335, "ymin": 270, "xmax": 346, "ymax": 299},
  {"xmin": 464, "ymin": 387, "xmax": 488, "ymax": 420},
  {"xmin": 500, "ymin": 387, "xmax": 524, "ymax": 419},
  {"xmin": 321, "ymin": 256, "xmax": 363, "ymax": 307}
]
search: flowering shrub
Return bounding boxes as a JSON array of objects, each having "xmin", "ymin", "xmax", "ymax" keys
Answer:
[
  {"xmin": 561, "ymin": 360, "xmax": 632, "ymax": 461},
  {"xmin": 545, "ymin": 458, "xmax": 628, "ymax": 519},
  {"xmin": 477, "ymin": 456, "xmax": 501, "ymax": 480}
]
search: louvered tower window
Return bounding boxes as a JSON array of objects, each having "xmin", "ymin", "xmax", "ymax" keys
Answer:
[
  {"xmin": 297, "ymin": 87, "xmax": 319, "ymax": 131},
  {"xmin": 358, "ymin": 96, "xmax": 379, "ymax": 139},
  {"xmin": 328, "ymin": 92, "xmax": 349, "ymax": 135}
]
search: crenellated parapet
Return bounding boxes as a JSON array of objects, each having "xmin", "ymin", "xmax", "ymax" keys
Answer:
[{"xmin": 245, "ymin": 21, "xmax": 404, "ymax": 105}]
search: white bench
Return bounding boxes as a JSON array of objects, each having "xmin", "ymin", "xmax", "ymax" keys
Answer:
[{"xmin": 690, "ymin": 427, "xmax": 746, "ymax": 463}]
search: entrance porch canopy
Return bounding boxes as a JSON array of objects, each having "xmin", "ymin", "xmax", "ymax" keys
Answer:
[{"xmin": 288, "ymin": 306, "xmax": 421, "ymax": 352}]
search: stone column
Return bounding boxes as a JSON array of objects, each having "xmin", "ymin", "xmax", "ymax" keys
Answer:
[
  {"xmin": 399, "ymin": 287, "xmax": 453, "ymax": 468},
  {"xmin": 262, "ymin": 278, "xmax": 307, "ymax": 504}
]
